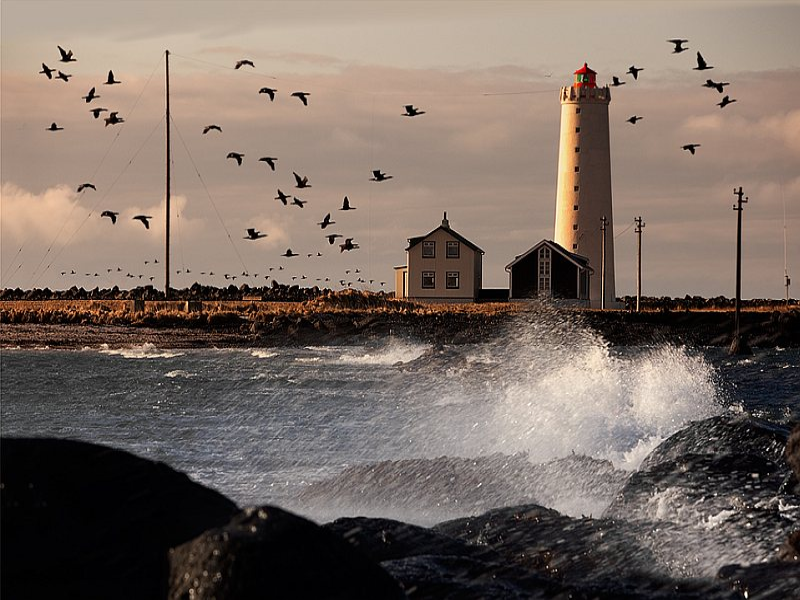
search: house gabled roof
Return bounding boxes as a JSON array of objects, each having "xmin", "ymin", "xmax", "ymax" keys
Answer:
[
  {"xmin": 406, "ymin": 214, "xmax": 485, "ymax": 254},
  {"xmin": 505, "ymin": 239, "xmax": 593, "ymax": 273}
]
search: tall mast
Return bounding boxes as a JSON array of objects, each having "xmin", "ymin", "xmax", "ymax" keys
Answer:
[{"xmin": 165, "ymin": 49, "xmax": 171, "ymax": 298}]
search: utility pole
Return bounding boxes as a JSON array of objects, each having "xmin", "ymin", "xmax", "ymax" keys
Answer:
[
  {"xmin": 635, "ymin": 216, "xmax": 645, "ymax": 312},
  {"xmin": 165, "ymin": 49, "xmax": 171, "ymax": 299},
  {"xmin": 600, "ymin": 216, "xmax": 608, "ymax": 310},
  {"xmin": 730, "ymin": 186, "xmax": 751, "ymax": 355}
]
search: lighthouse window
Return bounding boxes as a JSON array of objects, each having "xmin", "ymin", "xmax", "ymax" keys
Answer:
[
  {"xmin": 574, "ymin": 185, "xmax": 580, "ymax": 192},
  {"xmin": 573, "ymin": 224, "xmax": 578, "ymax": 230},
  {"xmin": 575, "ymin": 146, "xmax": 580, "ymax": 153},
  {"xmin": 575, "ymin": 127, "xmax": 581, "ymax": 133},
  {"xmin": 575, "ymin": 108, "xmax": 581, "ymax": 114},
  {"xmin": 573, "ymin": 205, "xmax": 579, "ymax": 211},
  {"xmin": 574, "ymin": 166, "xmax": 580, "ymax": 173},
  {"xmin": 573, "ymin": 243, "xmax": 578, "ymax": 250}
]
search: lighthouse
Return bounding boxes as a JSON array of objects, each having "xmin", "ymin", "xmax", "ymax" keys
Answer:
[{"xmin": 553, "ymin": 63, "xmax": 616, "ymax": 308}]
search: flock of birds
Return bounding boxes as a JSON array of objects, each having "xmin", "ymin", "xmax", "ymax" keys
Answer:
[
  {"xmin": 37, "ymin": 48, "xmax": 426, "ymax": 289},
  {"xmin": 618, "ymin": 39, "xmax": 738, "ymax": 156}
]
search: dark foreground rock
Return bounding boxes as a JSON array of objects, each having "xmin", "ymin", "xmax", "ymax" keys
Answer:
[
  {"xmin": 169, "ymin": 505, "xmax": 404, "ymax": 600},
  {"xmin": 0, "ymin": 437, "xmax": 238, "ymax": 600}
]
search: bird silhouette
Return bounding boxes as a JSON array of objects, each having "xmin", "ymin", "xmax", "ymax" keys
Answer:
[
  {"xmin": 56, "ymin": 70, "xmax": 72, "ymax": 82},
  {"xmin": 703, "ymin": 79, "xmax": 730, "ymax": 93},
  {"xmin": 100, "ymin": 210, "xmax": 119, "ymax": 223},
  {"xmin": 275, "ymin": 189, "xmax": 290, "ymax": 205},
  {"xmin": 339, "ymin": 238, "xmax": 359, "ymax": 252},
  {"xmin": 203, "ymin": 124, "xmax": 222, "ymax": 134},
  {"xmin": 626, "ymin": 115, "xmax": 643, "ymax": 124},
  {"xmin": 340, "ymin": 196, "xmax": 356, "ymax": 210},
  {"xmin": 227, "ymin": 152, "xmax": 244, "ymax": 165},
  {"xmin": 291, "ymin": 91, "xmax": 310, "ymax": 106},
  {"xmin": 681, "ymin": 144, "xmax": 701, "ymax": 155},
  {"xmin": 693, "ymin": 52, "xmax": 713, "ymax": 71},
  {"xmin": 611, "ymin": 76, "xmax": 626, "ymax": 86},
  {"xmin": 89, "ymin": 107, "xmax": 108, "ymax": 119},
  {"xmin": 82, "ymin": 87, "xmax": 100, "ymax": 102},
  {"xmin": 403, "ymin": 104, "xmax": 425, "ymax": 117},
  {"xmin": 667, "ymin": 39, "xmax": 689, "ymax": 53},
  {"xmin": 58, "ymin": 45, "xmax": 76, "ymax": 62},
  {"xmin": 244, "ymin": 228, "xmax": 267, "ymax": 240},
  {"xmin": 318, "ymin": 213, "xmax": 335, "ymax": 229},
  {"xmin": 39, "ymin": 63, "xmax": 56, "ymax": 79},
  {"xmin": 259, "ymin": 87, "xmax": 277, "ymax": 101},
  {"xmin": 77, "ymin": 183, "xmax": 96, "ymax": 192},
  {"xmin": 282, "ymin": 248, "xmax": 299, "ymax": 257},
  {"xmin": 104, "ymin": 70, "xmax": 121, "ymax": 85},
  {"xmin": 104, "ymin": 112, "xmax": 124, "ymax": 126},
  {"xmin": 133, "ymin": 215, "xmax": 152, "ymax": 229},
  {"xmin": 293, "ymin": 171, "xmax": 311, "ymax": 188},
  {"xmin": 370, "ymin": 170, "xmax": 392, "ymax": 182},
  {"xmin": 235, "ymin": 59, "xmax": 255, "ymax": 69},
  {"xmin": 717, "ymin": 95, "xmax": 737, "ymax": 108},
  {"xmin": 292, "ymin": 196, "xmax": 307, "ymax": 208},
  {"xmin": 326, "ymin": 233, "xmax": 343, "ymax": 245},
  {"xmin": 259, "ymin": 157, "xmax": 277, "ymax": 170},
  {"xmin": 626, "ymin": 66, "xmax": 644, "ymax": 80},
  {"xmin": 47, "ymin": 122, "xmax": 64, "ymax": 131}
]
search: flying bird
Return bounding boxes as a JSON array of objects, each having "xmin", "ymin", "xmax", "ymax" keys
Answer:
[
  {"xmin": 293, "ymin": 171, "xmax": 311, "ymax": 188},
  {"xmin": 318, "ymin": 213, "xmax": 335, "ymax": 229},
  {"xmin": 693, "ymin": 52, "xmax": 713, "ymax": 71},
  {"xmin": 703, "ymin": 79, "xmax": 730, "ymax": 94},
  {"xmin": 227, "ymin": 152, "xmax": 244, "ymax": 165},
  {"xmin": 626, "ymin": 66, "xmax": 644, "ymax": 80},
  {"xmin": 259, "ymin": 87, "xmax": 277, "ymax": 101},
  {"xmin": 340, "ymin": 196, "xmax": 356, "ymax": 210},
  {"xmin": 58, "ymin": 45, "xmax": 76, "ymax": 62},
  {"xmin": 340, "ymin": 238, "xmax": 359, "ymax": 253},
  {"xmin": 292, "ymin": 196, "xmax": 307, "ymax": 208},
  {"xmin": 104, "ymin": 70, "xmax": 121, "ymax": 85},
  {"xmin": 681, "ymin": 144, "xmax": 701, "ymax": 155},
  {"xmin": 611, "ymin": 76, "xmax": 625, "ymax": 87},
  {"xmin": 82, "ymin": 87, "xmax": 100, "ymax": 102},
  {"xmin": 326, "ymin": 233, "xmax": 343, "ymax": 245},
  {"xmin": 282, "ymin": 248, "xmax": 299, "ymax": 257},
  {"xmin": 104, "ymin": 111, "xmax": 124, "ymax": 126},
  {"xmin": 133, "ymin": 215, "xmax": 152, "ymax": 229},
  {"xmin": 100, "ymin": 210, "xmax": 119, "ymax": 223},
  {"xmin": 626, "ymin": 115, "xmax": 643, "ymax": 124},
  {"xmin": 717, "ymin": 95, "xmax": 737, "ymax": 108},
  {"xmin": 39, "ymin": 63, "xmax": 56, "ymax": 79},
  {"xmin": 370, "ymin": 169, "xmax": 392, "ymax": 182},
  {"xmin": 47, "ymin": 122, "xmax": 64, "ymax": 131},
  {"xmin": 244, "ymin": 228, "xmax": 267, "ymax": 240},
  {"xmin": 291, "ymin": 91, "xmax": 310, "ymax": 106},
  {"xmin": 77, "ymin": 183, "xmax": 96, "ymax": 192},
  {"xmin": 403, "ymin": 104, "xmax": 425, "ymax": 117},
  {"xmin": 667, "ymin": 39, "xmax": 689, "ymax": 53},
  {"xmin": 275, "ymin": 189, "xmax": 290, "ymax": 205},
  {"xmin": 89, "ymin": 107, "xmax": 108, "ymax": 119},
  {"xmin": 235, "ymin": 59, "xmax": 255, "ymax": 69},
  {"xmin": 203, "ymin": 124, "xmax": 222, "ymax": 134},
  {"xmin": 258, "ymin": 157, "xmax": 277, "ymax": 170},
  {"xmin": 56, "ymin": 70, "xmax": 72, "ymax": 82}
]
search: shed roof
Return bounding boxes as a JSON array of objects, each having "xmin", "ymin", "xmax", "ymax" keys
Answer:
[{"xmin": 505, "ymin": 239, "xmax": 593, "ymax": 272}]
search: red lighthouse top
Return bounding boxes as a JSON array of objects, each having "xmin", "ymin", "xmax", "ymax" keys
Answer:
[{"xmin": 573, "ymin": 63, "xmax": 597, "ymax": 88}]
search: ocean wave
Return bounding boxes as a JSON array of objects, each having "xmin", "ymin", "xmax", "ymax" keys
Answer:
[
  {"xmin": 251, "ymin": 350, "xmax": 278, "ymax": 359},
  {"xmin": 338, "ymin": 339, "xmax": 430, "ymax": 366},
  {"xmin": 98, "ymin": 343, "xmax": 184, "ymax": 359}
]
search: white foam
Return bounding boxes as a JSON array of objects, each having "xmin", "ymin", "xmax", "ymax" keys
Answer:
[
  {"xmin": 165, "ymin": 369, "xmax": 195, "ymax": 379},
  {"xmin": 338, "ymin": 339, "xmax": 430, "ymax": 366},
  {"xmin": 251, "ymin": 350, "xmax": 278, "ymax": 359},
  {"xmin": 99, "ymin": 342, "xmax": 184, "ymax": 359}
]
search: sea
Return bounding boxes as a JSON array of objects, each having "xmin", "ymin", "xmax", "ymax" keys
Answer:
[{"xmin": 2, "ymin": 311, "xmax": 799, "ymax": 583}]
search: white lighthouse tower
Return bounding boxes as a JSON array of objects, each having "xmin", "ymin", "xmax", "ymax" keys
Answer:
[{"xmin": 553, "ymin": 63, "xmax": 616, "ymax": 308}]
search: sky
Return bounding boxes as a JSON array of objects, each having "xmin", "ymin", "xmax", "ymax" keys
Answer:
[{"xmin": 2, "ymin": 0, "xmax": 799, "ymax": 299}]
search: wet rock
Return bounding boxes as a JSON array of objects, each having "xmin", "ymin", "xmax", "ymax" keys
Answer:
[
  {"xmin": 1, "ymin": 437, "xmax": 238, "ymax": 600},
  {"xmin": 778, "ymin": 530, "xmax": 800, "ymax": 562},
  {"xmin": 717, "ymin": 561, "xmax": 800, "ymax": 600},
  {"xmin": 168, "ymin": 505, "xmax": 404, "ymax": 600},
  {"xmin": 787, "ymin": 424, "xmax": 800, "ymax": 483}
]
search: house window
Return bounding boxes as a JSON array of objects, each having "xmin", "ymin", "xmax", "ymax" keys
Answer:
[
  {"xmin": 446, "ymin": 271, "xmax": 460, "ymax": 289},
  {"xmin": 446, "ymin": 241, "xmax": 460, "ymax": 258},
  {"xmin": 422, "ymin": 271, "xmax": 435, "ymax": 289},
  {"xmin": 422, "ymin": 241, "xmax": 435, "ymax": 258}
]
